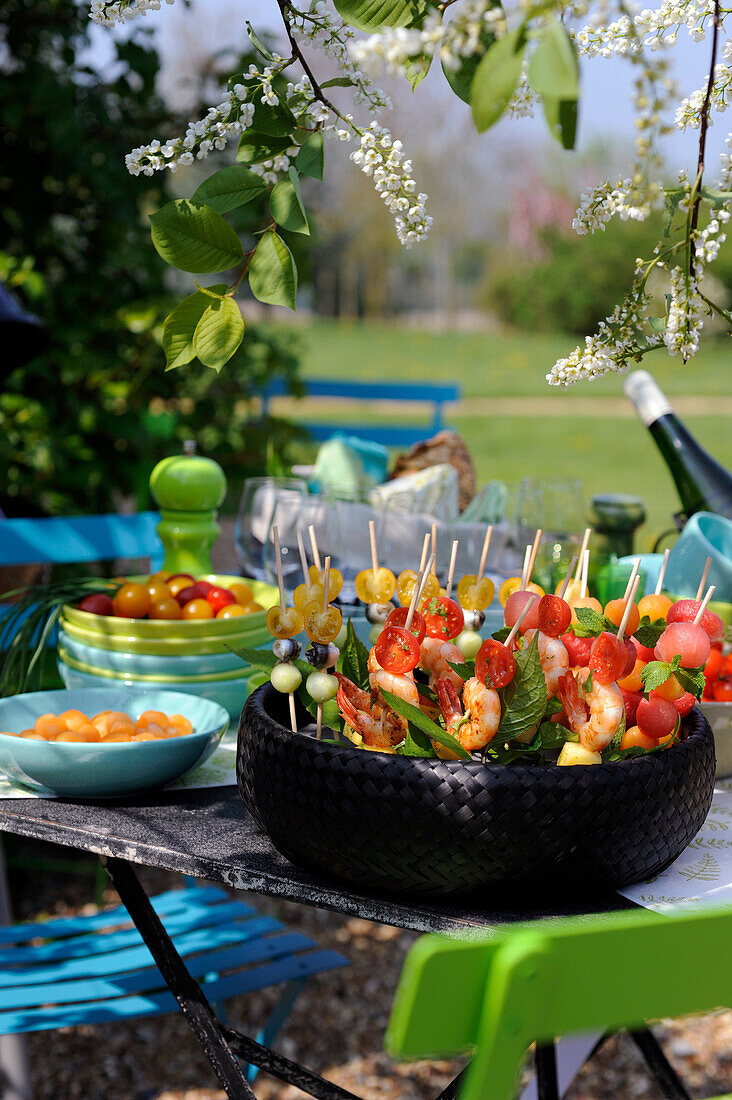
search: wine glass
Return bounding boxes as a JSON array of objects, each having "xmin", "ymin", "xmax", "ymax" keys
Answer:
[
  {"xmin": 235, "ymin": 477, "xmax": 308, "ymax": 582},
  {"xmin": 516, "ymin": 478, "xmax": 585, "ymax": 590},
  {"xmin": 264, "ymin": 495, "xmax": 340, "ymax": 595}
]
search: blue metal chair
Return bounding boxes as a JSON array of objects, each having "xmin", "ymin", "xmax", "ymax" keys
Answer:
[{"xmin": 0, "ymin": 513, "xmax": 349, "ymax": 1080}]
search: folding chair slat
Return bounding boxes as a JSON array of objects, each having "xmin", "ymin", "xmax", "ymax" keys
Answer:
[
  {"xmin": 0, "ymin": 932, "xmax": 320, "ymax": 1009},
  {"xmin": 0, "ymin": 949, "xmax": 348, "ymax": 1034},
  {"xmin": 0, "ymin": 915, "xmax": 285, "ymax": 987}
]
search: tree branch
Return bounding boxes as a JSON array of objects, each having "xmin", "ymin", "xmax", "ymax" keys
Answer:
[
  {"xmin": 690, "ymin": 0, "xmax": 721, "ymax": 278},
  {"xmin": 275, "ymin": 0, "xmax": 338, "ymax": 113}
]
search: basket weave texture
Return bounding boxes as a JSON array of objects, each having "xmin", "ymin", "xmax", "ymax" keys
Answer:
[{"xmin": 238, "ymin": 685, "xmax": 716, "ymax": 898}]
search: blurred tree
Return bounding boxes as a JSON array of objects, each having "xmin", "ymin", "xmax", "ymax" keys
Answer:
[{"xmin": 0, "ymin": 0, "xmax": 302, "ymax": 517}]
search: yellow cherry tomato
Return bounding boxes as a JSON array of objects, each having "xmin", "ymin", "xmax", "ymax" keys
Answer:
[
  {"xmin": 147, "ymin": 579, "xmax": 172, "ymax": 603},
  {"xmin": 456, "ymin": 574, "xmax": 495, "ymax": 611},
  {"xmin": 229, "ymin": 582, "xmax": 255, "ymax": 607},
  {"xmin": 308, "ymin": 565, "xmax": 343, "ymax": 601},
  {"xmin": 499, "ymin": 577, "xmax": 544, "ymax": 606},
  {"xmin": 294, "ymin": 582, "xmax": 325, "ymax": 614},
  {"xmin": 302, "ymin": 600, "xmax": 343, "ymax": 644},
  {"xmin": 266, "ymin": 605, "xmax": 304, "ymax": 639},
  {"xmin": 637, "ymin": 593, "xmax": 673, "ymax": 621},
  {"xmin": 112, "ymin": 582, "xmax": 151, "ymax": 619},
  {"xmin": 148, "ymin": 571, "xmax": 171, "ymax": 584},
  {"xmin": 354, "ymin": 567, "xmax": 396, "ymax": 604},
  {"xmin": 396, "ymin": 569, "xmax": 439, "ymax": 607},
  {"xmin": 216, "ymin": 604, "xmax": 247, "ymax": 619},
  {"xmin": 149, "ymin": 598, "xmax": 182, "ymax": 620},
  {"xmin": 556, "ymin": 577, "xmax": 583, "ymax": 602},
  {"xmin": 181, "ymin": 598, "xmax": 214, "ymax": 620}
]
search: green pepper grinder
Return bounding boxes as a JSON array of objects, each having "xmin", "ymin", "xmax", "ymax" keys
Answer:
[{"xmin": 149, "ymin": 442, "xmax": 227, "ymax": 576}]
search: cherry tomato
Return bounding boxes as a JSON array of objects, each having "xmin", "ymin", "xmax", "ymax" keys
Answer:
[
  {"xmin": 112, "ymin": 582, "xmax": 151, "ymax": 619},
  {"xmin": 667, "ymin": 599, "xmax": 724, "ymax": 642},
  {"xmin": 354, "ymin": 567, "xmax": 396, "ymax": 604},
  {"xmin": 621, "ymin": 725, "xmax": 658, "ymax": 751},
  {"xmin": 385, "ymin": 606, "xmax": 426, "ymax": 645},
  {"xmin": 229, "ymin": 582, "xmax": 254, "ymax": 606},
  {"xmin": 637, "ymin": 695, "xmax": 677, "ymax": 740},
  {"xmin": 456, "ymin": 575, "xmax": 495, "ymax": 611},
  {"xmin": 499, "ymin": 577, "xmax": 544, "ymax": 607},
  {"xmin": 147, "ymin": 580, "xmax": 172, "ymax": 604},
  {"xmin": 374, "ymin": 626, "xmax": 420, "ymax": 674},
  {"xmin": 712, "ymin": 677, "xmax": 732, "ymax": 702},
  {"xmin": 78, "ymin": 593, "xmax": 114, "ymax": 616},
  {"xmin": 206, "ymin": 586, "xmax": 236, "ymax": 614},
  {"xmin": 652, "ymin": 673, "xmax": 685, "ymax": 702},
  {"xmin": 618, "ymin": 658, "xmax": 645, "ymax": 693},
  {"xmin": 723, "ymin": 653, "xmax": 732, "ymax": 676},
  {"xmin": 196, "ymin": 580, "xmax": 214, "ymax": 595},
  {"xmin": 673, "ymin": 691, "xmax": 696, "ymax": 716},
  {"xmin": 266, "ymin": 605, "xmax": 304, "ymax": 639},
  {"xmin": 561, "ymin": 632, "xmax": 594, "ymax": 667},
  {"xmin": 396, "ymin": 569, "xmax": 439, "ymax": 607},
  {"xmin": 619, "ymin": 686, "xmax": 642, "ymax": 727},
  {"xmin": 216, "ymin": 604, "xmax": 247, "ymax": 619},
  {"xmin": 637, "ymin": 593, "xmax": 673, "ymax": 621},
  {"xmin": 303, "ymin": 601, "xmax": 343, "ymax": 644},
  {"xmin": 149, "ymin": 598, "xmax": 182, "ymax": 620},
  {"xmin": 147, "ymin": 571, "xmax": 170, "ymax": 584},
  {"xmin": 181, "ymin": 598, "xmax": 214, "ymax": 620},
  {"xmin": 476, "ymin": 638, "xmax": 517, "ymax": 689},
  {"xmin": 167, "ymin": 573, "xmax": 195, "ymax": 596},
  {"xmin": 589, "ymin": 631, "xmax": 627, "ymax": 684},
  {"xmin": 504, "ymin": 590, "xmax": 540, "ymax": 633},
  {"xmin": 421, "ymin": 596, "xmax": 464, "ymax": 640},
  {"xmin": 308, "ymin": 565, "xmax": 343, "ymax": 601},
  {"xmin": 604, "ymin": 598, "xmax": 640, "ymax": 636},
  {"xmin": 537, "ymin": 594, "xmax": 571, "ymax": 638},
  {"xmin": 174, "ymin": 584, "xmax": 207, "ymax": 608},
  {"xmin": 655, "ymin": 622, "xmax": 711, "ymax": 668}
]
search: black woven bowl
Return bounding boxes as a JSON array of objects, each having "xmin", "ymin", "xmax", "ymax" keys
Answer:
[{"xmin": 237, "ymin": 684, "xmax": 716, "ymax": 898}]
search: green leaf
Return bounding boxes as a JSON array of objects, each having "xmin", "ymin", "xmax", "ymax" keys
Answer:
[
  {"xmin": 149, "ymin": 200, "xmax": 243, "ymax": 274},
  {"xmin": 443, "ymin": 22, "xmax": 497, "ymax": 104},
  {"xmin": 270, "ymin": 169, "xmax": 310, "ymax": 235},
  {"xmin": 192, "ymin": 295, "xmax": 244, "ymax": 371},
  {"xmin": 248, "ymin": 230, "xmax": 297, "ymax": 309},
  {"xmin": 405, "ymin": 53, "xmax": 432, "ymax": 90},
  {"xmin": 161, "ymin": 285, "xmax": 227, "ymax": 370},
  {"xmin": 334, "ymin": 0, "xmax": 428, "ymax": 32},
  {"xmin": 321, "ymin": 77, "xmax": 357, "ymax": 88},
  {"xmin": 381, "ymin": 690, "xmax": 471, "ymax": 758},
  {"xmin": 497, "ymin": 631, "xmax": 548, "ymax": 741},
  {"xmin": 297, "ymin": 684, "xmax": 341, "ymax": 730},
  {"xmin": 448, "ymin": 659, "xmax": 475, "ymax": 681},
  {"xmin": 528, "ymin": 20, "xmax": 579, "ymax": 100},
  {"xmin": 535, "ymin": 721, "xmax": 578, "ymax": 749},
  {"xmin": 648, "ymin": 315, "xmax": 667, "ymax": 333},
  {"xmin": 295, "ymin": 132, "xmax": 324, "ymax": 180},
  {"xmin": 397, "ymin": 726, "xmax": 437, "ymax": 758},
  {"xmin": 250, "ymin": 99, "xmax": 297, "ymax": 137},
  {"xmin": 338, "ymin": 619, "xmax": 370, "ymax": 692},
  {"xmin": 542, "ymin": 95, "xmax": 578, "ymax": 150},
  {"xmin": 572, "ymin": 606, "xmax": 609, "ymax": 637},
  {"xmin": 471, "ymin": 27, "xmax": 526, "ymax": 134},
  {"xmin": 675, "ymin": 664, "xmax": 706, "ymax": 698},
  {"xmin": 246, "ymin": 21, "xmax": 277, "ymax": 61},
  {"xmin": 633, "ymin": 616, "xmax": 666, "ymax": 648},
  {"xmin": 191, "ymin": 166, "xmax": 267, "ymax": 215},
  {"xmin": 492, "ymin": 625, "xmax": 511, "ymax": 642},
  {"xmin": 640, "ymin": 660, "xmax": 674, "ymax": 694},
  {"xmin": 237, "ymin": 130, "xmax": 292, "ymax": 164}
]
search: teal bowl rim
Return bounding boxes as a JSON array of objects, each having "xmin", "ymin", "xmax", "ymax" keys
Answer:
[{"xmin": 57, "ymin": 646, "xmax": 260, "ymax": 684}]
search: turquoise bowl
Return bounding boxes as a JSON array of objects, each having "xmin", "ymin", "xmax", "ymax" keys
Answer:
[
  {"xmin": 0, "ymin": 688, "xmax": 229, "ymax": 798},
  {"xmin": 58, "ymin": 661, "xmax": 264, "ymax": 721},
  {"xmin": 57, "ymin": 629, "xmax": 249, "ymax": 676}
]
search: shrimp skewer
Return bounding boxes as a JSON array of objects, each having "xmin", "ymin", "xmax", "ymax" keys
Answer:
[
  {"xmin": 557, "ymin": 668, "xmax": 623, "ymax": 753},
  {"xmin": 523, "ymin": 629, "xmax": 569, "ymax": 698},
  {"xmin": 336, "ymin": 674, "xmax": 405, "ymax": 749},
  {"xmin": 435, "ymin": 676, "xmax": 501, "ymax": 752},
  {"xmin": 368, "ymin": 650, "xmax": 419, "ymax": 708},
  {"xmin": 419, "ymin": 637, "xmax": 465, "ymax": 693}
]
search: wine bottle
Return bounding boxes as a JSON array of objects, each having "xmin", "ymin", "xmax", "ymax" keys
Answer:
[{"xmin": 623, "ymin": 371, "xmax": 732, "ymax": 522}]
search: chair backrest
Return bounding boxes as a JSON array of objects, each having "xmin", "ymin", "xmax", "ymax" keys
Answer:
[
  {"xmin": 386, "ymin": 905, "xmax": 732, "ymax": 1100},
  {"xmin": 0, "ymin": 513, "xmax": 163, "ymax": 571}
]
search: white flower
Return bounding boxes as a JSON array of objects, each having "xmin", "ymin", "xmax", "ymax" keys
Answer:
[
  {"xmin": 349, "ymin": 121, "xmax": 431, "ymax": 246},
  {"xmin": 126, "ymin": 90, "xmax": 255, "ymax": 175}
]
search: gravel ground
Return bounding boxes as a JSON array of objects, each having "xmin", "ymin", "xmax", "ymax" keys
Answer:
[{"xmin": 4, "ymin": 837, "xmax": 731, "ymax": 1100}]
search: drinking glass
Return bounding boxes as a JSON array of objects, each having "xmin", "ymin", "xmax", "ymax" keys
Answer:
[
  {"xmin": 235, "ymin": 477, "xmax": 308, "ymax": 582},
  {"xmin": 264, "ymin": 495, "xmax": 340, "ymax": 595},
  {"xmin": 331, "ymin": 493, "xmax": 394, "ymax": 605},
  {"xmin": 516, "ymin": 478, "xmax": 585, "ymax": 590}
]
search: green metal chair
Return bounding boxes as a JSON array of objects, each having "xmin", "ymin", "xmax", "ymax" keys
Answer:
[{"xmin": 386, "ymin": 905, "xmax": 732, "ymax": 1100}]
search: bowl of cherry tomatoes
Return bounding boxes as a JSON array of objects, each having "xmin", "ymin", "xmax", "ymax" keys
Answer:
[{"xmin": 700, "ymin": 641, "xmax": 732, "ymax": 777}]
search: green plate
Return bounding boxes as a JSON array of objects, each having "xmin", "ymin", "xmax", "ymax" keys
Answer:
[
  {"xmin": 58, "ymin": 647, "xmax": 261, "ymax": 684},
  {"xmin": 59, "ymin": 615, "xmax": 270, "ymax": 656}
]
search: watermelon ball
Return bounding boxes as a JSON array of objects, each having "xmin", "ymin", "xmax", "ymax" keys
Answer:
[
  {"xmin": 673, "ymin": 691, "xmax": 696, "ymax": 717},
  {"xmin": 637, "ymin": 695, "xmax": 677, "ymax": 740},
  {"xmin": 79, "ymin": 593, "xmax": 114, "ymax": 616},
  {"xmin": 504, "ymin": 590, "xmax": 540, "ymax": 633},
  {"xmin": 561, "ymin": 632, "xmax": 594, "ymax": 667},
  {"xmin": 667, "ymin": 599, "xmax": 724, "ymax": 642},
  {"xmin": 619, "ymin": 687, "xmax": 642, "ymax": 727},
  {"xmin": 632, "ymin": 635, "xmax": 656, "ymax": 663},
  {"xmin": 621, "ymin": 637, "xmax": 637, "ymax": 678},
  {"xmin": 655, "ymin": 622, "xmax": 711, "ymax": 668}
]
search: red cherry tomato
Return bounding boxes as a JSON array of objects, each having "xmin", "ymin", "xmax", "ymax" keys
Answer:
[
  {"xmin": 78, "ymin": 593, "xmax": 114, "ymax": 616},
  {"xmin": 206, "ymin": 586, "xmax": 236, "ymax": 614},
  {"xmin": 561, "ymin": 632, "xmax": 594, "ymax": 667},
  {"xmin": 537, "ymin": 594, "xmax": 571, "ymax": 638},
  {"xmin": 373, "ymin": 626, "xmax": 420, "ymax": 674},
  {"xmin": 196, "ymin": 580, "xmax": 214, "ymax": 595},
  {"xmin": 673, "ymin": 691, "xmax": 696, "ymax": 716},
  {"xmin": 476, "ymin": 638, "xmax": 517, "ymax": 689},
  {"xmin": 723, "ymin": 653, "xmax": 732, "ymax": 676},
  {"xmin": 385, "ymin": 606, "xmax": 426, "ymax": 645},
  {"xmin": 703, "ymin": 647, "xmax": 724, "ymax": 681},
  {"xmin": 637, "ymin": 695, "xmax": 677, "ymax": 740},
  {"xmin": 589, "ymin": 632, "xmax": 627, "ymax": 684},
  {"xmin": 421, "ymin": 596, "xmax": 464, "ymax": 640},
  {"xmin": 619, "ymin": 686, "xmax": 641, "ymax": 727},
  {"xmin": 174, "ymin": 583, "xmax": 207, "ymax": 608},
  {"xmin": 712, "ymin": 677, "xmax": 732, "ymax": 702}
]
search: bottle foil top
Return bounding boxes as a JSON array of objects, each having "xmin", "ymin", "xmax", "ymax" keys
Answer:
[{"xmin": 623, "ymin": 370, "xmax": 674, "ymax": 426}]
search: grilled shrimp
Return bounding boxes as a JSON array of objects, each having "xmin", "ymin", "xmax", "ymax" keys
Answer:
[
  {"xmin": 524, "ymin": 629, "xmax": 569, "ymax": 698},
  {"xmin": 368, "ymin": 650, "xmax": 419, "ymax": 708},
  {"xmin": 435, "ymin": 676, "xmax": 501, "ymax": 752},
  {"xmin": 419, "ymin": 637, "xmax": 464, "ymax": 692},
  {"xmin": 335, "ymin": 674, "xmax": 404, "ymax": 750},
  {"xmin": 558, "ymin": 667, "xmax": 624, "ymax": 752}
]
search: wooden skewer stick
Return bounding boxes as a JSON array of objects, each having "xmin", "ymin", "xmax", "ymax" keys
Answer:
[
  {"xmin": 575, "ymin": 528, "xmax": 591, "ymax": 582},
  {"xmin": 695, "ymin": 557, "xmax": 712, "ymax": 602},
  {"xmin": 617, "ymin": 575, "xmax": 640, "ymax": 643},
  {"xmin": 289, "ymin": 694, "xmax": 298, "ymax": 734},
  {"xmin": 581, "ymin": 548, "xmax": 590, "ymax": 599},
  {"xmin": 526, "ymin": 528, "xmax": 543, "ymax": 588},
  {"xmin": 296, "ymin": 530, "xmax": 309, "ymax": 584},
  {"xmin": 622, "ymin": 558, "xmax": 641, "ymax": 603},
  {"xmin": 405, "ymin": 554, "xmax": 434, "ymax": 630},
  {"xmin": 272, "ymin": 525, "xmax": 286, "ymax": 612},
  {"xmin": 558, "ymin": 556, "xmax": 578, "ymax": 599},
  {"xmin": 655, "ymin": 548, "xmax": 670, "ymax": 596},
  {"xmin": 520, "ymin": 545, "xmax": 532, "ymax": 591},
  {"xmin": 476, "ymin": 526, "xmax": 493, "ymax": 583},
  {"xmin": 431, "ymin": 524, "xmax": 438, "ymax": 574},
  {"xmin": 418, "ymin": 532, "xmax": 430, "ymax": 574},
  {"xmin": 315, "ymin": 556, "xmax": 332, "ymax": 742},
  {"xmin": 446, "ymin": 540, "xmax": 459, "ymax": 598},
  {"xmin": 369, "ymin": 520, "xmax": 379, "ymax": 576},
  {"xmin": 505, "ymin": 593, "xmax": 538, "ymax": 649},
  {"xmin": 693, "ymin": 585, "xmax": 716, "ymax": 625},
  {"xmin": 308, "ymin": 524, "xmax": 321, "ymax": 572}
]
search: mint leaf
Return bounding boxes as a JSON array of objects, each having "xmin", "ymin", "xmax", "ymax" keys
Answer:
[
  {"xmin": 492, "ymin": 625, "xmax": 510, "ymax": 642},
  {"xmin": 381, "ymin": 689, "xmax": 470, "ymax": 759},
  {"xmin": 602, "ymin": 707, "xmax": 626, "ymax": 760},
  {"xmin": 675, "ymin": 665, "xmax": 706, "ymax": 698},
  {"xmin": 633, "ymin": 616, "xmax": 666, "ymax": 649},
  {"xmin": 535, "ymin": 721, "xmax": 578, "ymax": 750},
  {"xmin": 397, "ymin": 726, "xmax": 437, "ymax": 758},
  {"xmin": 582, "ymin": 669, "xmax": 593, "ymax": 692},
  {"xmin": 448, "ymin": 659, "xmax": 475, "ymax": 681},
  {"xmin": 572, "ymin": 606, "xmax": 608, "ymax": 637},
  {"xmin": 640, "ymin": 660, "xmax": 674, "ymax": 694},
  {"xmin": 497, "ymin": 630, "xmax": 547, "ymax": 741},
  {"xmin": 338, "ymin": 619, "xmax": 370, "ymax": 692}
]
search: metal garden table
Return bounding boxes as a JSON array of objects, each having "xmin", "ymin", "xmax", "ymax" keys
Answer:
[{"xmin": 0, "ymin": 786, "xmax": 683, "ymax": 1100}]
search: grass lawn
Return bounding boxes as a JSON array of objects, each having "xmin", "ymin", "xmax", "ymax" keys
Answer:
[{"xmin": 270, "ymin": 320, "xmax": 732, "ymax": 549}]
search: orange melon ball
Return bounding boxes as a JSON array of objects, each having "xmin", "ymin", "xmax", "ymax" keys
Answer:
[
  {"xmin": 19, "ymin": 729, "xmax": 40, "ymax": 739},
  {"xmin": 169, "ymin": 714, "xmax": 193, "ymax": 735},
  {"xmin": 34, "ymin": 714, "xmax": 64, "ymax": 739},
  {"xmin": 132, "ymin": 733, "xmax": 157, "ymax": 741},
  {"xmin": 637, "ymin": 593, "xmax": 673, "ymax": 621},
  {"xmin": 59, "ymin": 709, "xmax": 90, "ymax": 732},
  {"xmin": 75, "ymin": 724, "xmax": 102, "ymax": 742},
  {"xmin": 604, "ymin": 598, "xmax": 640, "ymax": 635},
  {"xmin": 103, "ymin": 730, "xmax": 135, "ymax": 742},
  {"xmin": 136, "ymin": 710, "xmax": 169, "ymax": 729}
]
